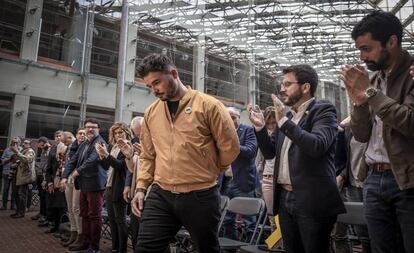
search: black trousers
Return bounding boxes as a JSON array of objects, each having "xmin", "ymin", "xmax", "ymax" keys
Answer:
[
  {"xmin": 16, "ymin": 184, "xmax": 28, "ymax": 215},
  {"xmin": 136, "ymin": 184, "xmax": 221, "ymax": 253},
  {"xmin": 278, "ymin": 189, "xmax": 337, "ymax": 253},
  {"xmin": 130, "ymin": 209, "xmax": 140, "ymax": 252},
  {"xmin": 36, "ymin": 175, "xmax": 47, "ymax": 216},
  {"xmin": 106, "ymin": 188, "xmax": 128, "ymax": 253}
]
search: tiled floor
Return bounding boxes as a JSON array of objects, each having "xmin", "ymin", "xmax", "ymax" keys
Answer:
[{"xmin": 0, "ymin": 208, "xmax": 123, "ymax": 253}]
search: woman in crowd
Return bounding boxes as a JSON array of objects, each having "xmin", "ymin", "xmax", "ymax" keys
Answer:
[
  {"xmin": 96, "ymin": 122, "xmax": 132, "ymax": 253},
  {"xmin": 255, "ymin": 106, "xmax": 277, "ymax": 230},
  {"xmin": 45, "ymin": 142, "xmax": 67, "ymax": 234}
]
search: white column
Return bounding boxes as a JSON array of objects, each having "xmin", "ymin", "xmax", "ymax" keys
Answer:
[
  {"xmin": 193, "ymin": 36, "xmax": 205, "ymax": 92},
  {"xmin": 20, "ymin": 0, "xmax": 44, "ymax": 62},
  {"xmin": 10, "ymin": 95, "xmax": 30, "ymax": 138}
]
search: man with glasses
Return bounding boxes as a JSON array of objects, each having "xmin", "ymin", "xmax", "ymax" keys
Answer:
[
  {"xmin": 248, "ymin": 64, "xmax": 345, "ymax": 253},
  {"xmin": 61, "ymin": 119, "xmax": 107, "ymax": 253}
]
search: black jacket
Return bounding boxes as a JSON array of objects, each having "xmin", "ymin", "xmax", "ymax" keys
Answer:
[
  {"xmin": 256, "ymin": 99, "xmax": 346, "ymax": 217},
  {"xmin": 100, "ymin": 145, "xmax": 129, "ymax": 203}
]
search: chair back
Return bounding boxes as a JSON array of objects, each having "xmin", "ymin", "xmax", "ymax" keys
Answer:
[
  {"xmin": 218, "ymin": 197, "xmax": 266, "ymax": 244},
  {"xmin": 337, "ymin": 202, "xmax": 366, "ymax": 225}
]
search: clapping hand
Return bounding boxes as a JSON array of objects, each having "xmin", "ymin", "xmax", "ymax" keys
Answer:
[
  {"xmin": 339, "ymin": 64, "xmax": 370, "ymax": 106},
  {"xmin": 247, "ymin": 104, "xmax": 265, "ymax": 128},
  {"xmin": 132, "ymin": 143, "xmax": 142, "ymax": 156},
  {"xmin": 95, "ymin": 142, "xmax": 108, "ymax": 159},
  {"xmin": 117, "ymin": 139, "xmax": 134, "ymax": 158},
  {"xmin": 271, "ymin": 94, "xmax": 285, "ymax": 122}
]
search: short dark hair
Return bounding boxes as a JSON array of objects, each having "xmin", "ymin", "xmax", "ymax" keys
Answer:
[
  {"xmin": 137, "ymin": 53, "xmax": 175, "ymax": 78},
  {"xmin": 76, "ymin": 127, "xmax": 85, "ymax": 133},
  {"xmin": 351, "ymin": 11, "xmax": 402, "ymax": 47},
  {"xmin": 84, "ymin": 118, "xmax": 100, "ymax": 128},
  {"xmin": 38, "ymin": 136, "xmax": 48, "ymax": 144},
  {"xmin": 282, "ymin": 64, "xmax": 318, "ymax": 97},
  {"xmin": 54, "ymin": 130, "xmax": 63, "ymax": 138}
]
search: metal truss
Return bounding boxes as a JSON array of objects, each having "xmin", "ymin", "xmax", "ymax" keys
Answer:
[{"xmin": 95, "ymin": 0, "xmax": 414, "ymax": 83}]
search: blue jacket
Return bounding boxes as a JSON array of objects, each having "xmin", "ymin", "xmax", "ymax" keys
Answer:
[
  {"xmin": 231, "ymin": 123, "xmax": 258, "ymax": 193},
  {"xmin": 256, "ymin": 100, "xmax": 345, "ymax": 217},
  {"xmin": 63, "ymin": 135, "xmax": 108, "ymax": 192}
]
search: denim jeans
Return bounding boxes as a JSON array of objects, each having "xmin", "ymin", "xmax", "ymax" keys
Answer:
[
  {"xmin": 278, "ymin": 188, "xmax": 336, "ymax": 253},
  {"xmin": 363, "ymin": 170, "xmax": 414, "ymax": 253},
  {"xmin": 222, "ymin": 183, "xmax": 257, "ymax": 241},
  {"xmin": 136, "ymin": 184, "xmax": 221, "ymax": 253}
]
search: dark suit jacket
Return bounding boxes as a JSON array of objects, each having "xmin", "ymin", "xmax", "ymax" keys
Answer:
[
  {"xmin": 231, "ymin": 123, "xmax": 258, "ymax": 193},
  {"xmin": 100, "ymin": 145, "xmax": 131, "ymax": 203},
  {"xmin": 63, "ymin": 135, "xmax": 107, "ymax": 192},
  {"xmin": 256, "ymin": 100, "xmax": 345, "ymax": 217}
]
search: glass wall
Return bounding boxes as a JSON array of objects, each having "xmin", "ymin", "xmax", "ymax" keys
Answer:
[
  {"xmin": 26, "ymin": 97, "xmax": 114, "ymax": 140},
  {"xmin": 0, "ymin": 0, "xmax": 25, "ymax": 54},
  {"xmin": 0, "ymin": 93, "xmax": 12, "ymax": 148}
]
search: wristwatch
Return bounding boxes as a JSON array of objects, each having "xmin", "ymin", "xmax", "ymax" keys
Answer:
[{"xmin": 365, "ymin": 87, "xmax": 378, "ymax": 99}]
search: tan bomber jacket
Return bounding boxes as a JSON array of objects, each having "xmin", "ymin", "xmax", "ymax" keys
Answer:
[{"xmin": 137, "ymin": 87, "xmax": 240, "ymax": 193}]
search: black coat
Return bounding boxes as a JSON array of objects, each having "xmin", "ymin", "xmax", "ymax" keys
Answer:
[
  {"xmin": 100, "ymin": 146, "xmax": 129, "ymax": 203},
  {"xmin": 46, "ymin": 145, "xmax": 66, "ymax": 208},
  {"xmin": 256, "ymin": 99, "xmax": 346, "ymax": 217}
]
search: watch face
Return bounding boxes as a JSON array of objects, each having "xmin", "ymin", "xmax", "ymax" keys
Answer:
[{"xmin": 366, "ymin": 88, "xmax": 377, "ymax": 98}]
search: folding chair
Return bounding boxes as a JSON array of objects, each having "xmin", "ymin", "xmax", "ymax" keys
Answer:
[
  {"xmin": 101, "ymin": 208, "xmax": 111, "ymax": 239},
  {"xmin": 333, "ymin": 202, "xmax": 370, "ymax": 250},
  {"xmin": 239, "ymin": 215, "xmax": 284, "ymax": 253},
  {"xmin": 218, "ymin": 197, "xmax": 266, "ymax": 252}
]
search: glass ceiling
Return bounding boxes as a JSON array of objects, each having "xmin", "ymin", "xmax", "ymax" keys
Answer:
[{"xmin": 97, "ymin": 0, "xmax": 414, "ymax": 83}]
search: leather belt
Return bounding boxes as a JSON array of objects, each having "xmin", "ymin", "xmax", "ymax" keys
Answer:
[{"xmin": 370, "ymin": 163, "xmax": 392, "ymax": 172}]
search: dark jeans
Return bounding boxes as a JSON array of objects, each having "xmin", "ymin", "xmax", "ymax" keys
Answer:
[
  {"xmin": 222, "ymin": 183, "xmax": 257, "ymax": 241},
  {"xmin": 106, "ymin": 188, "xmax": 128, "ymax": 253},
  {"xmin": 27, "ymin": 184, "xmax": 32, "ymax": 209},
  {"xmin": 136, "ymin": 184, "xmax": 221, "ymax": 253},
  {"xmin": 16, "ymin": 184, "xmax": 28, "ymax": 215},
  {"xmin": 36, "ymin": 175, "xmax": 47, "ymax": 216},
  {"xmin": 363, "ymin": 170, "xmax": 414, "ymax": 253},
  {"xmin": 130, "ymin": 209, "xmax": 140, "ymax": 252},
  {"xmin": 80, "ymin": 190, "xmax": 104, "ymax": 251},
  {"xmin": 2, "ymin": 177, "xmax": 12, "ymax": 208},
  {"xmin": 278, "ymin": 188, "xmax": 336, "ymax": 253}
]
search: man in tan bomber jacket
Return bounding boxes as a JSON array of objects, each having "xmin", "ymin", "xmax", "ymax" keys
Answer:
[{"xmin": 131, "ymin": 53, "xmax": 240, "ymax": 253}]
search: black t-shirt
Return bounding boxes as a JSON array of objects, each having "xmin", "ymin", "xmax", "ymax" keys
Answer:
[{"xmin": 167, "ymin": 100, "xmax": 179, "ymax": 121}]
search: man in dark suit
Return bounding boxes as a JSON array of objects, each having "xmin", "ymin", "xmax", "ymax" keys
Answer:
[
  {"xmin": 60, "ymin": 118, "xmax": 108, "ymax": 253},
  {"xmin": 221, "ymin": 107, "xmax": 258, "ymax": 240},
  {"xmin": 248, "ymin": 64, "xmax": 345, "ymax": 253}
]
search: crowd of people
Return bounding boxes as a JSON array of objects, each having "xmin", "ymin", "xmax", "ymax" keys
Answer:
[{"xmin": 1, "ymin": 10, "xmax": 414, "ymax": 253}]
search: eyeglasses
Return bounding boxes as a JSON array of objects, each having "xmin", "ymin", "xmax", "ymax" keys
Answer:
[
  {"xmin": 85, "ymin": 125, "xmax": 98, "ymax": 129},
  {"xmin": 281, "ymin": 81, "xmax": 301, "ymax": 88}
]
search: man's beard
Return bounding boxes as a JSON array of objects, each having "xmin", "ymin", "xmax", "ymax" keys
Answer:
[
  {"xmin": 157, "ymin": 79, "xmax": 177, "ymax": 101},
  {"xmin": 282, "ymin": 89, "xmax": 303, "ymax": 107},
  {"xmin": 365, "ymin": 48, "xmax": 390, "ymax": 71}
]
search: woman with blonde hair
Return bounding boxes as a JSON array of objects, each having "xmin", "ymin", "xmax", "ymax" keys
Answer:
[{"xmin": 95, "ymin": 122, "xmax": 132, "ymax": 253}]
